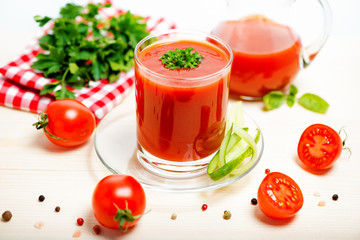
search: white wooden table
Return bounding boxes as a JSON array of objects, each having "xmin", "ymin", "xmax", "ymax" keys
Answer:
[{"xmin": 1, "ymin": 1, "xmax": 359, "ymax": 239}]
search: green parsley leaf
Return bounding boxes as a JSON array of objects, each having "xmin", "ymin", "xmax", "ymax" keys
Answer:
[
  {"xmin": 298, "ymin": 93, "xmax": 329, "ymax": 113},
  {"xmin": 69, "ymin": 63, "xmax": 79, "ymax": 74},
  {"xmin": 34, "ymin": 15, "xmax": 52, "ymax": 27},
  {"xmin": 263, "ymin": 91, "xmax": 286, "ymax": 110},
  {"xmin": 161, "ymin": 47, "xmax": 204, "ymax": 70},
  {"xmin": 40, "ymin": 81, "xmax": 60, "ymax": 95},
  {"xmin": 31, "ymin": 2, "xmax": 150, "ymax": 100},
  {"xmin": 60, "ymin": 3, "xmax": 83, "ymax": 19}
]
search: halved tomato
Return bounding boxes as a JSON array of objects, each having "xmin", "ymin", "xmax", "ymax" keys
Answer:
[
  {"xmin": 297, "ymin": 124, "xmax": 342, "ymax": 170},
  {"xmin": 257, "ymin": 172, "xmax": 303, "ymax": 219}
]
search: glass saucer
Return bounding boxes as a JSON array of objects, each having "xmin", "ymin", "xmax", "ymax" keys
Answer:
[{"xmin": 94, "ymin": 91, "xmax": 264, "ymax": 193}]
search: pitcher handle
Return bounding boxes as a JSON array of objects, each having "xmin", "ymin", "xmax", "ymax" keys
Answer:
[{"xmin": 301, "ymin": 0, "xmax": 332, "ymax": 67}]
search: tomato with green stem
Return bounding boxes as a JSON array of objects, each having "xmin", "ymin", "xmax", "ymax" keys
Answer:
[
  {"xmin": 92, "ymin": 175, "xmax": 146, "ymax": 232},
  {"xmin": 297, "ymin": 124, "xmax": 343, "ymax": 170},
  {"xmin": 257, "ymin": 172, "xmax": 303, "ymax": 219},
  {"xmin": 33, "ymin": 99, "xmax": 96, "ymax": 147}
]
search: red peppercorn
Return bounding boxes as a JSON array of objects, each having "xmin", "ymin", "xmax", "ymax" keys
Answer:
[
  {"xmin": 265, "ymin": 168, "xmax": 270, "ymax": 174},
  {"xmin": 201, "ymin": 204, "xmax": 208, "ymax": 211},
  {"xmin": 77, "ymin": 218, "xmax": 84, "ymax": 226}
]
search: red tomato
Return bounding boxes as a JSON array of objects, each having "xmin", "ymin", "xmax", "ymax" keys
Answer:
[
  {"xmin": 92, "ymin": 175, "xmax": 146, "ymax": 231},
  {"xmin": 257, "ymin": 172, "xmax": 303, "ymax": 219},
  {"xmin": 35, "ymin": 99, "xmax": 96, "ymax": 147},
  {"xmin": 297, "ymin": 124, "xmax": 342, "ymax": 170}
]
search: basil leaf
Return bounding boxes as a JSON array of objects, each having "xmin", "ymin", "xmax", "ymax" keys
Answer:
[
  {"xmin": 263, "ymin": 91, "xmax": 286, "ymax": 110},
  {"xmin": 298, "ymin": 93, "xmax": 329, "ymax": 113},
  {"xmin": 286, "ymin": 84, "xmax": 298, "ymax": 107}
]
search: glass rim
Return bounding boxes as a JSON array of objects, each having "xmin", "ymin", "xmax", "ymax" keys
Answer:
[{"xmin": 134, "ymin": 29, "xmax": 234, "ymax": 83}]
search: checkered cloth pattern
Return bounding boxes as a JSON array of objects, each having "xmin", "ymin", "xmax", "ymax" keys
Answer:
[{"xmin": 0, "ymin": 6, "xmax": 176, "ymax": 122}]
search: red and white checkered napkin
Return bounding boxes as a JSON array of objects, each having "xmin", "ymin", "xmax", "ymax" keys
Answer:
[{"xmin": 0, "ymin": 8, "xmax": 176, "ymax": 122}]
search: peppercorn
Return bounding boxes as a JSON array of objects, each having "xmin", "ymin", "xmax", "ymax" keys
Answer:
[
  {"xmin": 223, "ymin": 210, "xmax": 232, "ymax": 220},
  {"xmin": 251, "ymin": 198, "xmax": 258, "ymax": 205},
  {"xmin": 38, "ymin": 195, "xmax": 45, "ymax": 202},
  {"xmin": 171, "ymin": 213, "xmax": 177, "ymax": 220},
  {"xmin": 77, "ymin": 218, "xmax": 84, "ymax": 226},
  {"xmin": 2, "ymin": 211, "xmax": 12, "ymax": 222},
  {"xmin": 55, "ymin": 206, "xmax": 61, "ymax": 212},
  {"xmin": 332, "ymin": 194, "xmax": 339, "ymax": 201},
  {"xmin": 93, "ymin": 225, "xmax": 101, "ymax": 235},
  {"xmin": 201, "ymin": 204, "xmax": 208, "ymax": 211}
]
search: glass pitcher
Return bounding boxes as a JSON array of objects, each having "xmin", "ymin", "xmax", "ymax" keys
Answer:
[{"xmin": 211, "ymin": 0, "xmax": 332, "ymax": 100}]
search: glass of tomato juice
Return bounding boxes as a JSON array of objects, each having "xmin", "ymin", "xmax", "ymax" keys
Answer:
[{"xmin": 134, "ymin": 30, "xmax": 233, "ymax": 178}]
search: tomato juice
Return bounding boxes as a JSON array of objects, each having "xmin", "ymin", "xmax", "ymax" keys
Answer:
[
  {"xmin": 211, "ymin": 15, "xmax": 302, "ymax": 98},
  {"xmin": 135, "ymin": 38, "xmax": 232, "ymax": 162}
]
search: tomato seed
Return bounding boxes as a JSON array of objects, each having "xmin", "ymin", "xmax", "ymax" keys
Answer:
[
  {"xmin": 251, "ymin": 198, "xmax": 258, "ymax": 205},
  {"xmin": 201, "ymin": 204, "xmax": 208, "ymax": 211},
  {"xmin": 2, "ymin": 211, "xmax": 12, "ymax": 222},
  {"xmin": 55, "ymin": 206, "xmax": 61, "ymax": 212},
  {"xmin": 332, "ymin": 194, "xmax": 339, "ymax": 201},
  {"xmin": 38, "ymin": 195, "xmax": 45, "ymax": 202},
  {"xmin": 223, "ymin": 210, "xmax": 232, "ymax": 220},
  {"xmin": 318, "ymin": 201, "xmax": 326, "ymax": 207},
  {"xmin": 77, "ymin": 218, "xmax": 84, "ymax": 226},
  {"xmin": 265, "ymin": 168, "xmax": 270, "ymax": 174},
  {"xmin": 93, "ymin": 225, "xmax": 101, "ymax": 235}
]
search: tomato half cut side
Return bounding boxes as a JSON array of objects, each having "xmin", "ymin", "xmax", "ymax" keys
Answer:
[
  {"xmin": 297, "ymin": 124, "xmax": 342, "ymax": 170},
  {"xmin": 257, "ymin": 172, "xmax": 303, "ymax": 219}
]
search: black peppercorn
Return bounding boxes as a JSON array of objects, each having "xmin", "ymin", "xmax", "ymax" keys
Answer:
[
  {"xmin": 38, "ymin": 195, "xmax": 45, "ymax": 202},
  {"xmin": 55, "ymin": 206, "xmax": 61, "ymax": 212},
  {"xmin": 332, "ymin": 194, "xmax": 339, "ymax": 201},
  {"xmin": 251, "ymin": 198, "xmax": 258, "ymax": 205}
]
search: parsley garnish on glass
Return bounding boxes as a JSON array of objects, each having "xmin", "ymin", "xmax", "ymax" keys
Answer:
[
  {"xmin": 32, "ymin": 2, "xmax": 149, "ymax": 99},
  {"xmin": 161, "ymin": 47, "xmax": 203, "ymax": 70}
]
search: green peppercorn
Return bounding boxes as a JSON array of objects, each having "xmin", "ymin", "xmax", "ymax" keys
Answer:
[{"xmin": 223, "ymin": 210, "xmax": 232, "ymax": 220}]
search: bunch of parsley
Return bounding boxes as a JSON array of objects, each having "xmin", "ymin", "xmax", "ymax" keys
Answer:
[{"xmin": 32, "ymin": 2, "xmax": 149, "ymax": 99}]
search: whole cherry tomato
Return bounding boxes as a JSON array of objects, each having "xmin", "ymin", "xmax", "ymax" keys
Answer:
[
  {"xmin": 33, "ymin": 99, "xmax": 96, "ymax": 147},
  {"xmin": 297, "ymin": 124, "xmax": 342, "ymax": 170},
  {"xmin": 257, "ymin": 172, "xmax": 303, "ymax": 219},
  {"xmin": 92, "ymin": 175, "xmax": 146, "ymax": 231}
]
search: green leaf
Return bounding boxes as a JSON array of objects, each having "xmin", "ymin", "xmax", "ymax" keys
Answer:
[
  {"xmin": 32, "ymin": 4, "xmax": 149, "ymax": 93},
  {"xmin": 54, "ymin": 87, "xmax": 76, "ymax": 100},
  {"xmin": 34, "ymin": 15, "xmax": 52, "ymax": 27},
  {"xmin": 298, "ymin": 93, "xmax": 329, "ymax": 113},
  {"xmin": 69, "ymin": 63, "xmax": 79, "ymax": 74},
  {"xmin": 60, "ymin": 3, "xmax": 83, "ymax": 19},
  {"xmin": 108, "ymin": 73, "xmax": 120, "ymax": 83},
  {"xmin": 161, "ymin": 47, "xmax": 204, "ymax": 69},
  {"xmin": 286, "ymin": 84, "xmax": 298, "ymax": 107},
  {"xmin": 40, "ymin": 81, "xmax": 60, "ymax": 95},
  {"xmin": 263, "ymin": 91, "xmax": 286, "ymax": 110}
]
